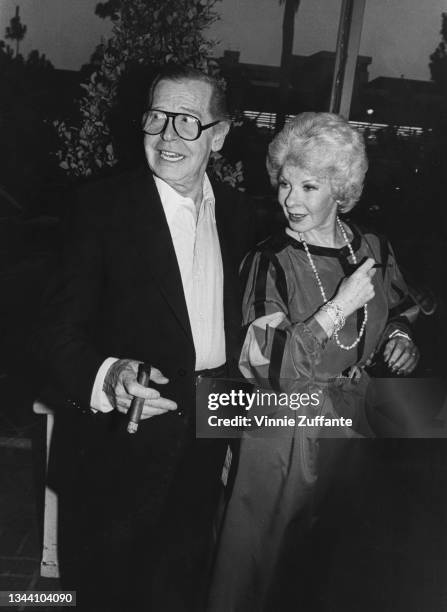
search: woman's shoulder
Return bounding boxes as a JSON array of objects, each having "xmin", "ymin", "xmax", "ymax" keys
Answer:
[
  {"xmin": 240, "ymin": 232, "xmax": 293, "ymax": 280},
  {"xmin": 247, "ymin": 232, "xmax": 295, "ymax": 268},
  {"xmin": 253, "ymin": 231, "xmax": 294, "ymax": 257},
  {"xmin": 349, "ymin": 220, "xmax": 387, "ymax": 242},
  {"xmin": 349, "ymin": 221, "xmax": 391, "ymax": 258}
]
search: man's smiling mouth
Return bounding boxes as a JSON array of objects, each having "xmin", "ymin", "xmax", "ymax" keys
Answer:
[{"xmin": 159, "ymin": 150, "xmax": 185, "ymax": 162}]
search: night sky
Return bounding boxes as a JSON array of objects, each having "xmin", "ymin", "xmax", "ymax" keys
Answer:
[{"xmin": 0, "ymin": 0, "xmax": 445, "ymax": 80}]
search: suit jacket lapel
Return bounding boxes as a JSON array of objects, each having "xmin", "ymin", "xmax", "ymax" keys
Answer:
[
  {"xmin": 215, "ymin": 200, "xmax": 229, "ymax": 279},
  {"xmin": 214, "ymin": 184, "xmax": 242, "ymax": 364},
  {"xmin": 127, "ymin": 167, "xmax": 193, "ymax": 344}
]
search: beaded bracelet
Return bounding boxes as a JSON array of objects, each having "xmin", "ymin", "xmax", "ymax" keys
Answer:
[
  {"xmin": 388, "ymin": 329, "xmax": 412, "ymax": 342},
  {"xmin": 321, "ymin": 300, "xmax": 346, "ymax": 333}
]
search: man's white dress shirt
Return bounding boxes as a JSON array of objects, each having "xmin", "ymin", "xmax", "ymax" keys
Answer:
[{"xmin": 90, "ymin": 174, "xmax": 225, "ymax": 412}]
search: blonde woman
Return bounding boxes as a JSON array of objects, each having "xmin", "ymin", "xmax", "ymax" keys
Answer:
[{"xmin": 208, "ymin": 113, "xmax": 419, "ymax": 612}]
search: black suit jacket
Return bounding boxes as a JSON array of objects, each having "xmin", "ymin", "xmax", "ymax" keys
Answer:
[
  {"xmin": 35, "ymin": 165, "xmax": 256, "ymax": 521},
  {"xmin": 38, "ymin": 166, "xmax": 252, "ymax": 400}
]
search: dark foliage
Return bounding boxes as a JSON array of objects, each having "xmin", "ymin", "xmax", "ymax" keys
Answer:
[
  {"xmin": 95, "ymin": 0, "xmax": 122, "ymax": 21},
  {"xmin": 5, "ymin": 6, "xmax": 27, "ymax": 56},
  {"xmin": 430, "ymin": 12, "xmax": 447, "ymax": 95},
  {"xmin": 0, "ymin": 42, "xmax": 72, "ymax": 214}
]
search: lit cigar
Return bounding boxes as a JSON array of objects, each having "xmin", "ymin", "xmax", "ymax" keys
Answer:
[{"xmin": 127, "ymin": 362, "xmax": 151, "ymax": 434}]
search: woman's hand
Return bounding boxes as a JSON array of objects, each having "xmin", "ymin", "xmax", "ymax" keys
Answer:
[
  {"xmin": 383, "ymin": 335, "xmax": 419, "ymax": 375},
  {"xmin": 334, "ymin": 258, "xmax": 376, "ymax": 318}
]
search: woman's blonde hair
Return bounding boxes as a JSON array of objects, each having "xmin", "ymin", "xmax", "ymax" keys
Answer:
[{"xmin": 266, "ymin": 112, "xmax": 368, "ymax": 212}]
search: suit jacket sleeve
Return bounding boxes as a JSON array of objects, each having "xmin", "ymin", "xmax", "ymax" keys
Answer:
[{"xmin": 32, "ymin": 189, "xmax": 108, "ymax": 408}]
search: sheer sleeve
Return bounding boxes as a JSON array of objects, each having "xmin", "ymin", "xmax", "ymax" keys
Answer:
[{"xmin": 238, "ymin": 249, "xmax": 328, "ymax": 392}]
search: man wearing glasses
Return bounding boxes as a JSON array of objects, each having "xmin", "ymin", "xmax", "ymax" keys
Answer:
[{"xmin": 35, "ymin": 65, "xmax": 256, "ymax": 610}]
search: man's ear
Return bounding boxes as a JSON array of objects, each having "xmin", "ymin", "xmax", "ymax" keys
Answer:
[{"xmin": 211, "ymin": 121, "xmax": 231, "ymax": 152}]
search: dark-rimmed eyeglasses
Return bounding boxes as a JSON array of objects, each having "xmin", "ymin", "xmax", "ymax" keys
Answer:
[{"xmin": 142, "ymin": 110, "xmax": 220, "ymax": 141}]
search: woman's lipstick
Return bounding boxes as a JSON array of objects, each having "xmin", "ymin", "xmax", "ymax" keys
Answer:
[{"xmin": 289, "ymin": 213, "xmax": 307, "ymax": 222}]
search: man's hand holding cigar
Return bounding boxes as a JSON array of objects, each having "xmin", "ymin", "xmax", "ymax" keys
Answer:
[{"xmin": 103, "ymin": 358, "xmax": 177, "ymax": 421}]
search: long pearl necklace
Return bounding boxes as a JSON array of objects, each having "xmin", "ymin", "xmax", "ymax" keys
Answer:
[{"xmin": 299, "ymin": 218, "xmax": 368, "ymax": 351}]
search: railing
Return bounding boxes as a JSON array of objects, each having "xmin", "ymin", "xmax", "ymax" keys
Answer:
[{"xmin": 241, "ymin": 110, "xmax": 426, "ymax": 139}]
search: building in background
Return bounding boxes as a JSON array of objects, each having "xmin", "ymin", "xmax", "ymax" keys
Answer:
[{"xmin": 218, "ymin": 49, "xmax": 443, "ymax": 135}]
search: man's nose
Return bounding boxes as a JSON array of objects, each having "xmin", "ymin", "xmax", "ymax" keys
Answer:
[{"xmin": 161, "ymin": 117, "xmax": 178, "ymax": 141}]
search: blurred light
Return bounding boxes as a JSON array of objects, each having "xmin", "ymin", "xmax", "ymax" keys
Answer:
[{"xmin": 366, "ymin": 108, "xmax": 374, "ymax": 115}]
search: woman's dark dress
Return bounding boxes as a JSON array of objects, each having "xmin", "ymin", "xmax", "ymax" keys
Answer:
[{"xmin": 207, "ymin": 224, "xmax": 413, "ymax": 612}]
